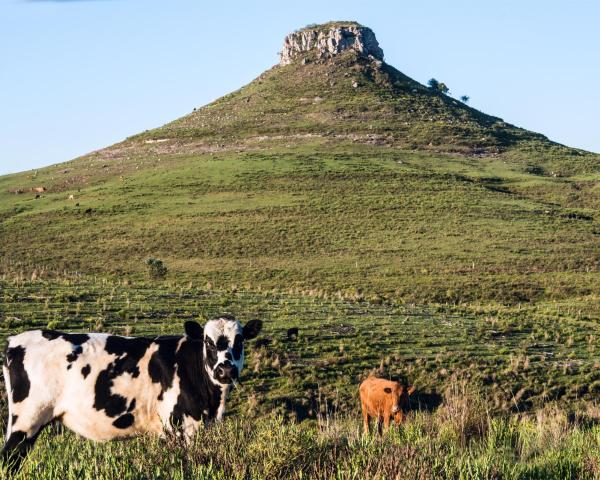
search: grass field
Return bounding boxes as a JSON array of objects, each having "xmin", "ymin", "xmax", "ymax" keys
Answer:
[{"xmin": 0, "ymin": 276, "xmax": 599, "ymax": 478}]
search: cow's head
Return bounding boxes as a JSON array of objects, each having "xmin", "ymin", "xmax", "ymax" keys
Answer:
[
  {"xmin": 184, "ymin": 315, "xmax": 262, "ymax": 385},
  {"xmin": 384, "ymin": 384, "xmax": 416, "ymax": 424}
]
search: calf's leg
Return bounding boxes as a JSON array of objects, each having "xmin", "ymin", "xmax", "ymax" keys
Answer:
[
  {"xmin": 383, "ymin": 414, "xmax": 391, "ymax": 432},
  {"xmin": 361, "ymin": 401, "xmax": 370, "ymax": 435}
]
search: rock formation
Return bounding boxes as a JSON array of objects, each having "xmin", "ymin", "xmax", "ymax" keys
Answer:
[{"xmin": 279, "ymin": 23, "xmax": 384, "ymax": 66}]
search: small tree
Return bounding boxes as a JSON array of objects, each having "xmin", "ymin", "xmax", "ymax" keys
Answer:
[
  {"xmin": 460, "ymin": 95, "xmax": 470, "ymax": 103},
  {"xmin": 146, "ymin": 258, "xmax": 167, "ymax": 280},
  {"xmin": 438, "ymin": 82, "xmax": 450, "ymax": 95},
  {"xmin": 427, "ymin": 78, "xmax": 450, "ymax": 95},
  {"xmin": 427, "ymin": 78, "xmax": 439, "ymax": 90}
]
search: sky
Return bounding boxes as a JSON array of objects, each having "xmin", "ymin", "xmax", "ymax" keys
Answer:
[{"xmin": 1, "ymin": 0, "xmax": 599, "ymax": 175}]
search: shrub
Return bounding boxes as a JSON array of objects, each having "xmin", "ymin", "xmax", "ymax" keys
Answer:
[
  {"xmin": 146, "ymin": 258, "xmax": 167, "ymax": 280},
  {"xmin": 427, "ymin": 78, "xmax": 450, "ymax": 95}
]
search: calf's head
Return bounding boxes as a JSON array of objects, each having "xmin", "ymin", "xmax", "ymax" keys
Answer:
[
  {"xmin": 384, "ymin": 383, "xmax": 416, "ymax": 424},
  {"xmin": 184, "ymin": 315, "xmax": 262, "ymax": 385}
]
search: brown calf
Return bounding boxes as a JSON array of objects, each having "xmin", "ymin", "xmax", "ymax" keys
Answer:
[{"xmin": 359, "ymin": 376, "xmax": 415, "ymax": 434}]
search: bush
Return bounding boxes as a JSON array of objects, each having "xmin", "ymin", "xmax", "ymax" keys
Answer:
[
  {"xmin": 146, "ymin": 258, "xmax": 167, "ymax": 280},
  {"xmin": 427, "ymin": 78, "xmax": 450, "ymax": 95}
]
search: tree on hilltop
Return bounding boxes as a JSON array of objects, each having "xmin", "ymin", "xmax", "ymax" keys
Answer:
[{"xmin": 428, "ymin": 78, "xmax": 450, "ymax": 95}]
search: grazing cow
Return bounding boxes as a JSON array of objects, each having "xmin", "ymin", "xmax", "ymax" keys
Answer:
[
  {"xmin": 286, "ymin": 327, "xmax": 299, "ymax": 340},
  {"xmin": 359, "ymin": 376, "xmax": 415, "ymax": 434},
  {"xmin": 1, "ymin": 315, "xmax": 262, "ymax": 470},
  {"xmin": 32, "ymin": 187, "xmax": 46, "ymax": 193}
]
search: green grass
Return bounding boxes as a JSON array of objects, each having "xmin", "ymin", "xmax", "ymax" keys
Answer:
[
  {"xmin": 1, "ymin": 391, "xmax": 598, "ymax": 479},
  {"xmin": 1, "ymin": 277, "xmax": 598, "ymax": 416},
  {"xmin": 1, "ymin": 142, "xmax": 599, "ymax": 305}
]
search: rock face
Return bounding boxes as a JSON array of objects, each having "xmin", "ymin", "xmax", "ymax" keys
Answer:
[{"xmin": 279, "ymin": 24, "xmax": 384, "ymax": 66}]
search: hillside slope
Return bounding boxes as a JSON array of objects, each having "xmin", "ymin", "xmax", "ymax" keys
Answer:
[{"xmin": 1, "ymin": 22, "xmax": 599, "ymax": 305}]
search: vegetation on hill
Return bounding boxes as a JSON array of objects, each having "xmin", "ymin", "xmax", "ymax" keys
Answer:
[{"xmin": 1, "ymin": 139, "xmax": 598, "ymax": 305}]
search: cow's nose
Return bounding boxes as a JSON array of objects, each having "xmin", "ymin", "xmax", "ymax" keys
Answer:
[{"xmin": 215, "ymin": 362, "xmax": 237, "ymax": 383}]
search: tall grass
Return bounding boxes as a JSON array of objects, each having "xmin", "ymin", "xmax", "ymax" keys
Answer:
[{"xmin": 2, "ymin": 392, "xmax": 598, "ymax": 479}]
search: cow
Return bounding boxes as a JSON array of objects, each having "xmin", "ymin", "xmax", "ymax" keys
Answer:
[
  {"xmin": 1, "ymin": 315, "xmax": 262, "ymax": 470},
  {"xmin": 359, "ymin": 376, "xmax": 415, "ymax": 434},
  {"xmin": 32, "ymin": 187, "xmax": 46, "ymax": 193}
]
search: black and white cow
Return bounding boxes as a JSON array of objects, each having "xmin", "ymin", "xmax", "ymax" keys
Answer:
[{"xmin": 1, "ymin": 315, "xmax": 262, "ymax": 469}]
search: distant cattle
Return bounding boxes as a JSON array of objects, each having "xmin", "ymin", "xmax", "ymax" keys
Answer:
[
  {"xmin": 1, "ymin": 315, "xmax": 262, "ymax": 470},
  {"xmin": 68, "ymin": 194, "xmax": 74, "ymax": 200},
  {"xmin": 287, "ymin": 327, "xmax": 299, "ymax": 340},
  {"xmin": 359, "ymin": 376, "xmax": 415, "ymax": 434},
  {"xmin": 32, "ymin": 187, "xmax": 46, "ymax": 193}
]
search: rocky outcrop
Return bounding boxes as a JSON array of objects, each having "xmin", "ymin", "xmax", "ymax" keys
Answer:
[{"xmin": 279, "ymin": 24, "xmax": 384, "ymax": 66}]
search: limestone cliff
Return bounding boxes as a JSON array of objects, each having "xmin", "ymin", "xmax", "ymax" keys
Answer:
[{"xmin": 279, "ymin": 23, "xmax": 384, "ymax": 66}]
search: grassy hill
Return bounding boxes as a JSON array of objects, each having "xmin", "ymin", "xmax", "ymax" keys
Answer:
[{"xmin": 1, "ymin": 138, "xmax": 599, "ymax": 305}]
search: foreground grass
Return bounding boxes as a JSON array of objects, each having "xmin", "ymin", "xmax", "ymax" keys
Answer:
[{"xmin": 2, "ymin": 400, "xmax": 599, "ymax": 479}]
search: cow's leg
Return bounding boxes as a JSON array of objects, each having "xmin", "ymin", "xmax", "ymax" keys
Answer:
[
  {"xmin": 181, "ymin": 415, "xmax": 202, "ymax": 445},
  {"xmin": 361, "ymin": 402, "xmax": 369, "ymax": 435},
  {"xmin": 1, "ymin": 425, "xmax": 46, "ymax": 474},
  {"xmin": 2, "ymin": 405, "xmax": 53, "ymax": 473},
  {"xmin": 383, "ymin": 414, "xmax": 391, "ymax": 433}
]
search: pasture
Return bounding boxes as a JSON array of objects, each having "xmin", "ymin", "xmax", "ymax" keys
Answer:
[{"xmin": 0, "ymin": 275, "xmax": 598, "ymax": 478}]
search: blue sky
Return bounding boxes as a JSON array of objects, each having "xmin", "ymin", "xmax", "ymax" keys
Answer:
[{"xmin": 1, "ymin": 0, "xmax": 599, "ymax": 175}]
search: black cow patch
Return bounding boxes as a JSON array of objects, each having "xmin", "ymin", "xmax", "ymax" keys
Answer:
[
  {"xmin": 216, "ymin": 335, "xmax": 229, "ymax": 351},
  {"xmin": 232, "ymin": 334, "xmax": 243, "ymax": 360},
  {"xmin": 148, "ymin": 337, "xmax": 178, "ymax": 401},
  {"xmin": 66, "ymin": 345, "xmax": 83, "ymax": 364},
  {"xmin": 93, "ymin": 336, "xmax": 151, "ymax": 419},
  {"xmin": 42, "ymin": 330, "xmax": 89, "ymax": 346},
  {"xmin": 11, "ymin": 415, "xmax": 18, "ymax": 426},
  {"xmin": 2, "ymin": 430, "xmax": 28, "ymax": 454},
  {"xmin": 112, "ymin": 413, "xmax": 134, "ymax": 429},
  {"xmin": 94, "ymin": 368, "xmax": 128, "ymax": 417},
  {"xmin": 170, "ymin": 338, "xmax": 222, "ymax": 426},
  {"xmin": 204, "ymin": 337, "xmax": 218, "ymax": 370},
  {"xmin": 81, "ymin": 364, "xmax": 91, "ymax": 378},
  {"xmin": 6, "ymin": 346, "xmax": 30, "ymax": 403}
]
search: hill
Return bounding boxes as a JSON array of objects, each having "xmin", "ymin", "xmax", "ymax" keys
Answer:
[{"xmin": 1, "ymin": 22, "xmax": 599, "ymax": 306}]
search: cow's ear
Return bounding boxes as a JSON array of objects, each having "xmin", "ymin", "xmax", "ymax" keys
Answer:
[
  {"xmin": 184, "ymin": 321, "xmax": 203, "ymax": 340},
  {"xmin": 384, "ymin": 387, "xmax": 392, "ymax": 394},
  {"xmin": 408, "ymin": 386, "xmax": 416, "ymax": 396},
  {"xmin": 243, "ymin": 319, "xmax": 263, "ymax": 340}
]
